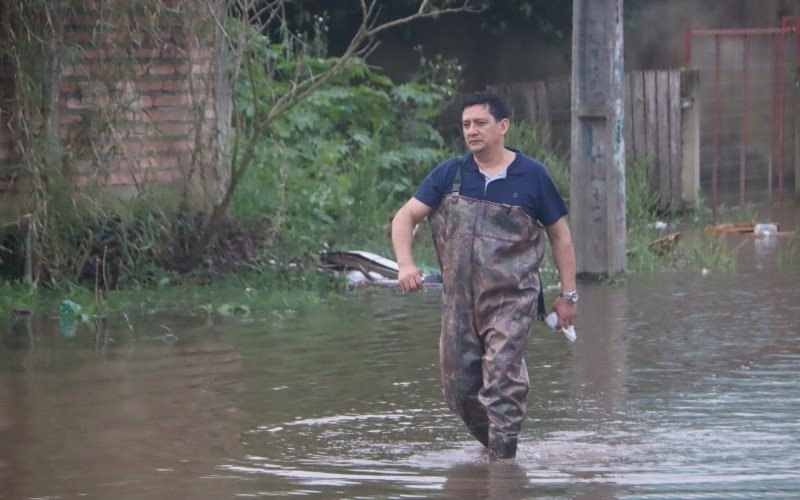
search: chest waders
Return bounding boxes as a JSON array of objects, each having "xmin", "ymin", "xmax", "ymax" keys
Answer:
[{"xmin": 429, "ymin": 160, "xmax": 546, "ymax": 460}]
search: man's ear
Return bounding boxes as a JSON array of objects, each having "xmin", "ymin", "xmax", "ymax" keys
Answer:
[{"xmin": 499, "ymin": 117, "xmax": 510, "ymax": 134}]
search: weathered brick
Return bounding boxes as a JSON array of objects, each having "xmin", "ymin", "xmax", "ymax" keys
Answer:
[
  {"xmin": 152, "ymin": 121, "xmax": 196, "ymax": 137},
  {"xmin": 105, "ymin": 171, "xmax": 134, "ymax": 186},
  {"xmin": 59, "ymin": 127, "xmax": 83, "ymax": 141},
  {"xmin": 73, "ymin": 160, "xmax": 95, "ymax": 173},
  {"xmin": 61, "ymin": 63, "xmax": 92, "ymax": 78},
  {"xmin": 0, "ymin": 145, "xmax": 17, "ymax": 161},
  {"xmin": 146, "ymin": 62, "xmax": 191, "ymax": 76},
  {"xmin": 146, "ymin": 139, "xmax": 193, "ymax": 152},
  {"xmin": 59, "ymin": 113, "xmax": 85, "ymax": 126},
  {"xmin": 1, "ymin": 1, "xmax": 225, "ymax": 195},
  {"xmin": 153, "ymin": 168, "xmax": 175, "ymax": 183},
  {"xmin": 73, "ymin": 175, "xmax": 90, "ymax": 188},
  {"xmin": 152, "ymin": 93, "xmax": 191, "ymax": 107},
  {"xmin": 63, "ymin": 31, "xmax": 94, "ymax": 45},
  {"xmin": 158, "ymin": 155, "xmax": 180, "ymax": 169},
  {"xmin": 190, "ymin": 62, "xmax": 211, "ymax": 75}
]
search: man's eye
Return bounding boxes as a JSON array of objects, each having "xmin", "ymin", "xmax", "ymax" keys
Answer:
[{"xmin": 462, "ymin": 121, "xmax": 488, "ymax": 128}]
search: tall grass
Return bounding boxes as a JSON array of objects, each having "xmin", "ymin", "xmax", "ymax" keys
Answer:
[{"xmin": 504, "ymin": 120, "xmax": 570, "ymax": 198}]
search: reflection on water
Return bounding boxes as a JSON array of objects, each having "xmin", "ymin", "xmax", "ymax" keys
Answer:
[
  {"xmin": 1, "ymin": 204, "xmax": 799, "ymax": 498},
  {"xmin": 0, "ymin": 315, "xmax": 247, "ymax": 498}
]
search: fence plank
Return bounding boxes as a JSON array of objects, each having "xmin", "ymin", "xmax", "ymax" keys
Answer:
[
  {"xmin": 669, "ymin": 70, "xmax": 682, "ymax": 208},
  {"xmin": 547, "ymin": 76, "xmax": 571, "ymax": 154},
  {"xmin": 644, "ymin": 71, "xmax": 659, "ymax": 195},
  {"xmin": 681, "ymin": 68, "xmax": 701, "ymax": 207},
  {"xmin": 657, "ymin": 71, "xmax": 672, "ymax": 209},
  {"xmin": 795, "ymin": 75, "xmax": 800, "ymax": 202},
  {"xmin": 487, "ymin": 84, "xmax": 511, "ymax": 113},
  {"xmin": 624, "ymin": 72, "xmax": 634, "ymax": 162},
  {"xmin": 534, "ymin": 81, "xmax": 549, "ymax": 126},
  {"xmin": 519, "ymin": 82, "xmax": 538, "ymax": 124},
  {"xmin": 512, "ymin": 84, "xmax": 527, "ymax": 122},
  {"xmin": 632, "ymin": 72, "xmax": 646, "ymax": 163}
]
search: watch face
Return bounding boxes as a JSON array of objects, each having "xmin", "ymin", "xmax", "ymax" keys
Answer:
[{"xmin": 562, "ymin": 291, "xmax": 579, "ymax": 303}]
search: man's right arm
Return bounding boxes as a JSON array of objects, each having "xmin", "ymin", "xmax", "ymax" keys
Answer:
[{"xmin": 391, "ymin": 197, "xmax": 432, "ymax": 292}]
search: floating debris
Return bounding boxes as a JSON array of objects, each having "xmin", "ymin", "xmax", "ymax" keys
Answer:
[
  {"xmin": 649, "ymin": 231, "xmax": 681, "ymax": 256},
  {"xmin": 319, "ymin": 250, "xmax": 441, "ymax": 287},
  {"xmin": 753, "ymin": 223, "xmax": 778, "ymax": 236},
  {"xmin": 320, "ymin": 251, "xmax": 399, "ymax": 279},
  {"xmin": 706, "ymin": 221, "xmax": 794, "ymax": 237},
  {"xmin": 705, "ymin": 221, "xmax": 757, "ymax": 234},
  {"xmin": 11, "ymin": 309, "xmax": 31, "ymax": 319}
]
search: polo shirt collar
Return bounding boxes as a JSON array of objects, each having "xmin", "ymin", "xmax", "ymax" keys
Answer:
[{"xmin": 464, "ymin": 148, "xmax": 523, "ymax": 175}]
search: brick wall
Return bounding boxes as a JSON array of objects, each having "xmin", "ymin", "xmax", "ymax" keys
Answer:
[
  {"xmin": 0, "ymin": 55, "xmax": 15, "ymax": 193},
  {"xmin": 0, "ymin": 0, "xmax": 228, "ymax": 208},
  {"xmin": 0, "ymin": 3, "xmax": 18, "ymax": 194}
]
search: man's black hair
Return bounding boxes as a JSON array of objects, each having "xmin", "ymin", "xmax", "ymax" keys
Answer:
[{"xmin": 461, "ymin": 91, "xmax": 510, "ymax": 122}]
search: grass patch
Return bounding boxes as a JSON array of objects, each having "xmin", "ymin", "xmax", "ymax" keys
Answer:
[
  {"xmin": 0, "ymin": 264, "xmax": 349, "ymax": 333},
  {"xmin": 778, "ymin": 238, "xmax": 798, "ymax": 269}
]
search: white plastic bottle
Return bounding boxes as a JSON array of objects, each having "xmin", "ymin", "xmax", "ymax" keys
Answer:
[{"xmin": 545, "ymin": 312, "xmax": 577, "ymax": 342}]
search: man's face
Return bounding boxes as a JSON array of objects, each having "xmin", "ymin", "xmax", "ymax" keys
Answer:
[{"xmin": 461, "ymin": 104, "xmax": 509, "ymax": 154}]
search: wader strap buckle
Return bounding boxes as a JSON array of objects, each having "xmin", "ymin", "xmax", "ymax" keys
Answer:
[{"xmin": 449, "ymin": 154, "xmax": 468, "ymax": 203}]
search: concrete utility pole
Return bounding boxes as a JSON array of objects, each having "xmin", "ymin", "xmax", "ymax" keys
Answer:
[{"xmin": 570, "ymin": 0, "xmax": 626, "ymax": 277}]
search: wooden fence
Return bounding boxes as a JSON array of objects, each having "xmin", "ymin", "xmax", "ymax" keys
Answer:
[{"xmin": 489, "ymin": 69, "xmax": 699, "ymax": 211}]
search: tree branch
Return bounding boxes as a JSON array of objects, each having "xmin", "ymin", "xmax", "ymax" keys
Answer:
[
  {"xmin": 366, "ymin": 1, "xmax": 482, "ymax": 38},
  {"xmin": 184, "ymin": 0, "xmax": 480, "ymax": 269}
]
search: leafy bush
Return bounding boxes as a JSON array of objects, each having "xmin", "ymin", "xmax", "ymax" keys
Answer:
[{"xmin": 231, "ymin": 51, "xmax": 461, "ymax": 260}]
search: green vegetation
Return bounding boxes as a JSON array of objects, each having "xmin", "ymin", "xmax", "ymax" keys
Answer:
[
  {"xmin": 0, "ymin": 48, "xmax": 746, "ymax": 322},
  {"xmin": 778, "ymin": 239, "xmax": 798, "ymax": 269},
  {"xmin": 0, "ymin": 0, "xmax": 471, "ymax": 311},
  {"xmin": 0, "ymin": 47, "xmax": 746, "ymax": 320},
  {"xmin": 230, "ymin": 50, "xmax": 461, "ymax": 262},
  {"xmin": 0, "ymin": 1, "xmax": 755, "ymax": 325}
]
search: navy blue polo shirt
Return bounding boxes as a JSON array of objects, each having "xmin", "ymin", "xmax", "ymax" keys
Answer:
[{"xmin": 414, "ymin": 148, "xmax": 568, "ymax": 227}]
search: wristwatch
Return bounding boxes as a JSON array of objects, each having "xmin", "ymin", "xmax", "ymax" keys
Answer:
[{"xmin": 559, "ymin": 290, "xmax": 579, "ymax": 304}]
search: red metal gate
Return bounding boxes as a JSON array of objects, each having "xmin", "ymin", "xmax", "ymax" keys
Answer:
[{"xmin": 684, "ymin": 17, "xmax": 799, "ymax": 213}]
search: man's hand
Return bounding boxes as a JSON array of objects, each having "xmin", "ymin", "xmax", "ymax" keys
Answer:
[
  {"xmin": 392, "ymin": 198, "xmax": 432, "ymax": 293},
  {"xmin": 551, "ymin": 298, "xmax": 577, "ymax": 329},
  {"xmin": 398, "ymin": 264, "xmax": 424, "ymax": 292},
  {"xmin": 545, "ymin": 217, "xmax": 578, "ymax": 330}
]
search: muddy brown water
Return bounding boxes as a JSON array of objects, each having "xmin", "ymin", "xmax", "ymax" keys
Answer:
[{"xmin": 1, "ymin": 204, "xmax": 799, "ymax": 499}]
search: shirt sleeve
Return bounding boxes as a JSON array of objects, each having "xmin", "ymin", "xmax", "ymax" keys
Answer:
[
  {"xmin": 533, "ymin": 166, "xmax": 569, "ymax": 227},
  {"xmin": 413, "ymin": 157, "xmax": 458, "ymax": 209}
]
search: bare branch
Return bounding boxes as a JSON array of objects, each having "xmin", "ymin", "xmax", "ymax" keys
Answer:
[
  {"xmin": 418, "ymin": 0, "xmax": 429, "ymax": 14},
  {"xmin": 366, "ymin": 1, "xmax": 481, "ymax": 38},
  {"xmin": 251, "ymin": 1, "xmax": 277, "ymax": 22},
  {"xmin": 232, "ymin": 0, "xmax": 480, "ymax": 149}
]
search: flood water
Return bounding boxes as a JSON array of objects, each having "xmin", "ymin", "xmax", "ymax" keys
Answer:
[{"xmin": 1, "ymin": 204, "xmax": 799, "ymax": 499}]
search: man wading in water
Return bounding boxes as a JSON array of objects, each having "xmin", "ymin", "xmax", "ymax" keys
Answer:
[{"xmin": 391, "ymin": 92, "xmax": 578, "ymax": 460}]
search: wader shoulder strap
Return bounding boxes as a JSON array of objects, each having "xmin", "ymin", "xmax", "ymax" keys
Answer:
[
  {"xmin": 448, "ymin": 154, "xmax": 469, "ymax": 195},
  {"xmin": 536, "ymin": 277, "xmax": 546, "ymax": 321}
]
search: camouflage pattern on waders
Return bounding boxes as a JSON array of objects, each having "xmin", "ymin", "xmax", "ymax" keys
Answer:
[{"xmin": 429, "ymin": 161, "xmax": 546, "ymax": 459}]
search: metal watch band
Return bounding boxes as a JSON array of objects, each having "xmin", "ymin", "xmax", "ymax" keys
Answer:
[{"xmin": 559, "ymin": 290, "xmax": 579, "ymax": 303}]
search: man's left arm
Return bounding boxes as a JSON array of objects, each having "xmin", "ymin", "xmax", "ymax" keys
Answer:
[{"xmin": 545, "ymin": 217, "xmax": 577, "ymax": 329}]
